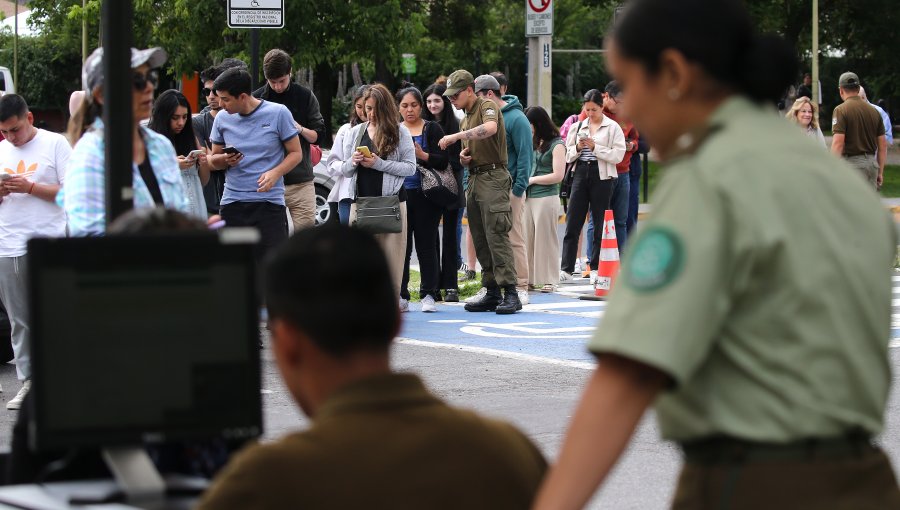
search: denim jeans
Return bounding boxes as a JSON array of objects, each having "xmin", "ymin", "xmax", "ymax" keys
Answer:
[
  {"xmin": 609, "ymin": 174, "xmax": 630, "ymax": 250},
  {"xmin": 628, "ymin": 162, "xmax": 642, "ymax": 235},
  {"xmin": 338, "ymin": 199, "xmax": 353, "ymax": 226}
]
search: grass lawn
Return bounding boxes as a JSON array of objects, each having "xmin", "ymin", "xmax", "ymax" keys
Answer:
[
  {"xmin": 640, "ymin": 162, "xmax": 900, "ymax": 199},
  {"xmin": 406, "ymin": 269, "xmax": 483, "ymax": 303}
]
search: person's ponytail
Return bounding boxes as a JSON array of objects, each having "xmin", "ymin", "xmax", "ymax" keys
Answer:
[{"xmin": 736, "ymin": 34, "xmax": 798, "ymax": 104}]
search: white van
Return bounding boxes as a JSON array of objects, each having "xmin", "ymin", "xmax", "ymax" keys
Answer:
[{"xmin": 0, "ymin": 67, "xmax": 14, "ymax": 96}]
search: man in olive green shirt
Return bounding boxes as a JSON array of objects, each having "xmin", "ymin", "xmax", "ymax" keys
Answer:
[
  {"xmin": 831, "ymin": 71, "xmax": 888, "ymax": 189},
  {"xmin": 439, "ymin": 69, "xmax": 521, "ymax": 314},
  {"xmin": 197, "ymin": 226, "xmax": 546, "ymax": 510}
]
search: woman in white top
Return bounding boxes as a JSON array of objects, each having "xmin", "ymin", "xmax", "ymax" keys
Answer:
[
  {"xmin": 325, "ymin": 85, "xmax": 368, "ymax": 225},
  {"xmin": 560, "ymin": 89, "xmax": 626, "ymax": 282},
  {"xmin": 785, "ymin": 96, "xmax": 826, "ymax": 148}
]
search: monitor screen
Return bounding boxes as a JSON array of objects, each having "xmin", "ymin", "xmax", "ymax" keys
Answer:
[{"xmin": 27, "ymin": 234, "xmax": 262, "ymax": 451}]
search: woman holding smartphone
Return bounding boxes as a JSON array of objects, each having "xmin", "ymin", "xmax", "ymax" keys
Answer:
[
  {"xmin": 326, "ymin": 85, "xmax": 368, "ymax": 225},
  {"xmin": 340, "ymin": 84, "xmax": 416, "ymax": 306},
  {"xmin": 397, "ymin": 86, "xmax": 448, "ymax": 313},
  {"xmin": 149, "ymin": 89, "xmax": 211, "ymax": 220},
  {"xmin": 559, "ymin": 89, "xmax": 626, "ymax": 283}
]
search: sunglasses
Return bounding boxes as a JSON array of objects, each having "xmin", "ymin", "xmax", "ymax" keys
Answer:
[
  {"xmin": 448, "ymin": 90, "xmax": 463, "ymax": 101},
  {"xmin": 202, "ymin": 87, "xmax": 217, "ymax": 97},
  {"xmin": 133, "ymin": 69, "xmax": 159, "ymax": 91}
]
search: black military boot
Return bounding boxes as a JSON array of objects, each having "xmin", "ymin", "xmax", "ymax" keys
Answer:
[
  {"xmin": 464, "ymin": 284, "xmax": 502, "ymax": 312},
  {"xmin": 495, "ymin": 285, "xmax": 522, "ymax": 315}
]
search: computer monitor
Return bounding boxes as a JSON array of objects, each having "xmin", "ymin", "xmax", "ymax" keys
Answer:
[{"xmin": 27, "ymin": 233, "xmax": 262, "ymax": 454}]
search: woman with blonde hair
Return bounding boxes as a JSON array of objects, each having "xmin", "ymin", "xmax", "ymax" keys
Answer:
[
  {"xmin": 786, "ymin": 96, "xmax": 826, "ymax": 147},
  {"xmin": 341, "ymin": 83, "xmax": 416, "ymax": 308}
]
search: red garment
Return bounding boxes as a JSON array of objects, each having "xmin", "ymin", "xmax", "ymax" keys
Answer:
[{"xmin": 602, "ymin": 109, "xmax": 637, "ymax": 173}]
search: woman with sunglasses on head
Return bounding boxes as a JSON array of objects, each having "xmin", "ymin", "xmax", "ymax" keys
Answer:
[
  {"xmin": 325, "ymin": 85, "xmax": 368, "ymax": 225},
  {"xmin": 533, "ymin": 0, "xmax": 900, "ymax": 508},
  {"xmin": 396, "ymin": 86, "xmax": 449, "ymax": 313},
  {"xmin": 341, "ymin": 84, "xmax": 416, "ymax": 307},
  {"xmin": 559, "ymin": 89, "xmax": 626, "ymax": 285},
  {"xmin": 149, "ymin": 89, "xmax": 212, "ymax": 220},
  {"xmin": 60, "ymin": 47, "xmax": 189, "ymax": 236},
  {"xmin": 422, "ymin": 82, "xmax": 465, "ymax": 302}
]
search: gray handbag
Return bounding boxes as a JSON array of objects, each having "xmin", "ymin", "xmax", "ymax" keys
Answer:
[{"xmin": 351, "ymin": 123, "xmax": 403, "ymax": 234}]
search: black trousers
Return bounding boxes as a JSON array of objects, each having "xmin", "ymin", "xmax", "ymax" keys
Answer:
[
  {"xmin": 401, "ymin": 188, "xmax": 443, "ymax": 300},
  {"xmin": 220, "ymin": 201, "xmax": 289, "ymax": 267},
  {"xmin": 438, "ymin": 207, "xmax": 460, "ymax": 290},
  {"xmin": 561, "ymin": 161, "xmax": 613, "ymax": 274}
]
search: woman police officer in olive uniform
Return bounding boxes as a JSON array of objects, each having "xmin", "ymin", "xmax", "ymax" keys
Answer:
[{"xmin": 533, "ymin": 0, "xmax": 900, "ymax": 509}]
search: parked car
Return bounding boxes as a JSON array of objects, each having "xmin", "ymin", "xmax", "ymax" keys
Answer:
[
  {"xmin": 0, "ymin": 66, "xmax": 14, "ymax": 96},
  {"xmin": 312, "ymin": 147, "xmax": 338, "ymax": 226}
]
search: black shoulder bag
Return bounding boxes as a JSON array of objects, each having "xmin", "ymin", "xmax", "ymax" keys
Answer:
[{"xmin": 351, "ymin": 123, "xmax": 403, "ymax": 234}]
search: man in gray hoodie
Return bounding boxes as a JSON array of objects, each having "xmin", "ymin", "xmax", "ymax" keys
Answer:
[{"xmin": 473, "ymin": 75, "xmax": 533, "ymax": 305}]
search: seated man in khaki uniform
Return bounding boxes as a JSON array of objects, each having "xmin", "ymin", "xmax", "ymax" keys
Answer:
[{"xmin": 197, "ymin": 226, "xmax": 547, "ymax": 510}]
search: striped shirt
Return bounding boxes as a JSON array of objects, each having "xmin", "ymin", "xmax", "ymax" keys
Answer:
[{"xmin": 58, "ymin": 118, "xmax": 189, "ymax": 236}]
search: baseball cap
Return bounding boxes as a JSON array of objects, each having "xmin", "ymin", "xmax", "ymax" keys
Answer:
[
  {"xmin": 444, "ymin": 70, "xmax": 474, "ymax": 97},
  {"xmin": 474, "ymin": 74, "xmax": 501, "ymax": 94},
  {"xmin": 838, "ymin": 72, "xmax": 860, "ymax": 88},
  {"xmin": 82, "ymin": 47, "xmax": 168, "ymax": 93},
  {"xmin": 604, "ymin": 80, "xmax": 623, "ymax": 98}
]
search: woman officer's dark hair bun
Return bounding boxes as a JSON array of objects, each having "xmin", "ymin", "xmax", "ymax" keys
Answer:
[{"xmin": 612, "ymin": 0, "xmax": 797, "ymax": 104}]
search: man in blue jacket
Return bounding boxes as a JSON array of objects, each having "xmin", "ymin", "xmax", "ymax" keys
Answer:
[{"xmin": 473, "ymin": 75, "xmax": 533, "ymax": 305}]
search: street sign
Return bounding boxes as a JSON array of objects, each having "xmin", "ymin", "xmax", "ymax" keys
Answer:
[
  {"xmin": 228, "ymin": 0, "xmax": 284, "ymax": 29},
  {"xmin": 401, "ymin": 54, "xmax": 417, "ymax": 75},
  {"xmin": 526, "ymin": 0, "xmax": 553, "ymax": 37}
]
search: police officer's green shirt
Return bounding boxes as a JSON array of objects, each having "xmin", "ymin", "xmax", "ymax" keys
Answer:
[
  {"xmin": 589, "ymin": 97, "xmax": 896, "ymax": 443},
  {"xmin": 461, "ymin": 97, "xmax": 507, "ymax": 168}
]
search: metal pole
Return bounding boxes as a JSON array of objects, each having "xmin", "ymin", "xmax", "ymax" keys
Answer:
[
  {"xmin": 102, "ymin": 0, "xmax": 134, "ymax": 226},
  {"xmin": 811, "ymin": 0, "xmax": 820, "ymax": 107},
  {"xmin": 13, "ymin": 0, "xmax": 17, "ymax": 89},
  {"xmin": 250, "ymin": 28, "xmax": 260, "ymax": 90},
  {"xmin": 82, "ymin": 0, "xmax": 88, "ymax": 64}
]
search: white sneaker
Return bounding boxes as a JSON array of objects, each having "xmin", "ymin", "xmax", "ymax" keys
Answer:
[
  {"xmin": 573, "ymin": 259, "xmax": 583, "ymax": 274},
  {"xmin": 421, "ymin": 295, "xmax": 437, "ymax": 313},
  {"xmin": 399, "ymin": 298, "xmax": 409, "ymax": 313},
  {"xmin": 517, "ymin": 290, "xmax": 530, "ymax": 306},
  {"xmin": 7, "ymin": 380, "xmax": 30, "ymax": 410},
  {"xmin": 559, "ymin": 271, "xmax": 574, "ymax": 283},
  {"xmin": 465, "ymin": 287, "xmax": 487, "ymax": 304},
  {"xmin": 590, "ymin": 270, "xmax": 598, "ymax": 284}
]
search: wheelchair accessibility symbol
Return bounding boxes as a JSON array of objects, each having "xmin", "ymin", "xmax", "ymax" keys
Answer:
[{"xmin": 460, "ymin": 322, "xmax": 593, "ymax": 339}]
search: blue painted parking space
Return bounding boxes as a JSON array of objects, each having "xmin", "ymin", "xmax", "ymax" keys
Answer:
[{"xmin": 398, "ymin": 291, "xmax": 606, "ymax": 363}]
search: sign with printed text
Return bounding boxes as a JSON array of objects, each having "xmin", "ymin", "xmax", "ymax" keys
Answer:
[
  {"xmin": 526, "ymin": 0, "xmax": 553, "ymax": 37},
  {"xmin": 228, "ymin": 0, "xmax": 284, "ymax": 29}
]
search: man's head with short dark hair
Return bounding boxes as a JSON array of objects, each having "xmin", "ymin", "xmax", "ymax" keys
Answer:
[
  {"xmin": 266, "ymin": 226, "xmax": 399, "ymax": 358},
  {"xmin": 263, "ymin": 49, "xmax": 293, "ymax": 94},
  {"xmin": 0, "ymin": 94, "xmax": 36, "ymax": 147},
  {"xmin": 490, "ymin": 71, "xmax": 508, "ymax": 95},
  {"xmin": 213, "ymin": 68, "xmax": 255, "ymax": 114},
  {"xmin": 265, "ymin": 226, "xmax": 400, "ymax": 416}
]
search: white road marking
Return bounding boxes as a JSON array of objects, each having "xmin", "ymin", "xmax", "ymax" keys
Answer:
[
  {"xmin": 429, "ymin": 319, "xmax": 468, "ymax": 323},
  {"xmin": 396, "ymin": 337, "xmax": 596, "ymax": 370},
  {"xmin": 891, "ymin": 339, "xmax": 900, "ymax": 349},
  {"xmin": 461, "ymin": 322, "xmax": 594, "ymax": 339},
  {"xmin": 525, "ymin": 302, "xmax": 604, "ymax": 311}
]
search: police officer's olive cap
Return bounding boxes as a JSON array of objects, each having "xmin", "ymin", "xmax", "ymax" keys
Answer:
[
  {"xmin": 474, "ymin": 75, "xmax": 501, "ymax": 94},
  {"xmin": 839, "ymin": 72, "xmax": 860, "ymax": 88},
  {"xmin": 444, "ymin": 70, "xmax": 474, "ymax": 96}
]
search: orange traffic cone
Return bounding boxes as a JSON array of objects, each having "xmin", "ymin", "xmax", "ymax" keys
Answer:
[{"xmin": 594, "ymin": 209, "xmax": 620, "ymax": 297}]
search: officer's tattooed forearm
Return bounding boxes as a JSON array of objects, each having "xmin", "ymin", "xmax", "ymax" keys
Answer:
[{"xmin": 464, "ymin": 125, "xmax": 489, "ymax": 140}]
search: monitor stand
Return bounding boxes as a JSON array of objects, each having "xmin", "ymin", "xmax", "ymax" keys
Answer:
[{"xmin": 100, "ymin": 446, "xmax": 165, "ymax": 501}]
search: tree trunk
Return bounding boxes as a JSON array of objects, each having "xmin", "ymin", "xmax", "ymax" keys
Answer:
[
  {"xmin": 314, "ymin": 61, "xmax": 336, "ymax": 147},
  {"xmin": 374, "ymin": 57, "xmax": 397, "ymax": 92}
]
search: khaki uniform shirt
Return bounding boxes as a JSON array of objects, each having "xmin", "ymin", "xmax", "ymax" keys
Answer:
[
  {"xmin": 197, "ymin": 373, "xmax": 546, "ymax": 510},
  {"xmin": 589, "ymin": 97, "xmax": 896, "ymax": 443},
  {"xmin": 832, "ymin": 96, "xmax": 885, "ymax": 156},
  {"xmin": 461, "ymin": 97, "xmax": 507, "ymax": 168}
]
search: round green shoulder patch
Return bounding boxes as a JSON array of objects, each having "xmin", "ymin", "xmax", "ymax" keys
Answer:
[{"xmin": 625, "ymin": 227, "xmax": 684, "ymax": 292}]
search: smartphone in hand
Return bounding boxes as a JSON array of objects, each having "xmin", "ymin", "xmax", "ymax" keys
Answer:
[
  {"xmin": 356, "ymin": 146, "xmax": 373, "ymax": 158},
  {"xmin": 188, "ymin": 149, "xmax": 205, "ymax": 160},
  {"xmin": 223, "ymin": 146, "xmax": 242, "ymax": 156}
]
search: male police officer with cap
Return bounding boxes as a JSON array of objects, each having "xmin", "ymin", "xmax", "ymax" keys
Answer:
[
  {"xmin": 439, "ymin": 70, "xmax": 519, "ymax": 314},
  {"xmin": 831, "ymin": 71, "xmax": 887, "ymax": 189}
]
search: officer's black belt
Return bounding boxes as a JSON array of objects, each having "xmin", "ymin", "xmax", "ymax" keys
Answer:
[
  {"xmin": 470, "ymin": 163, "xmax": 504, "ymax": 174},
  {"xmin": 681, "ymin": 434, "xmax": 875, "ymax": 464}
]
